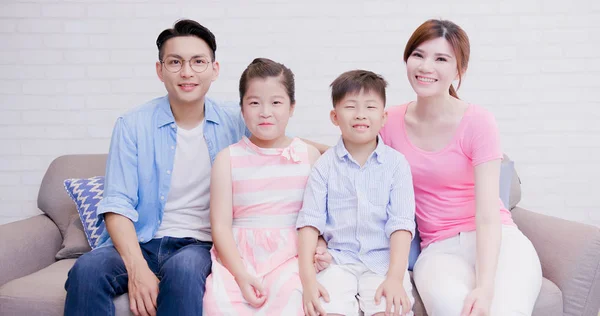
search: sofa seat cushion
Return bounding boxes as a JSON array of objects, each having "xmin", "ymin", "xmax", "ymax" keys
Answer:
[
  {"xmin": 0, "ymin": 259, "xmax": 132, "ymax": 316},
  {"xmin": 0, "ymin": 259, "xmax": 561, "ymax": 316},
  {"xmin": 532, "ymin": 278, "xmax": 563, "ymax": 316},
  {"xmin": 0, "ymin": 259, "xmax": 75, "ymax": 315}
]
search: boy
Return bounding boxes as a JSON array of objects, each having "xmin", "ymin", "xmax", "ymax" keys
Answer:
[{"xmin": 297, "ymin": 70, "xmax": 416, "ymax": 316}]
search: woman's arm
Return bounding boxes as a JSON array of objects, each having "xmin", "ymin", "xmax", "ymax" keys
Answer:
[
  {"xmin": 473, "ymin": 159, "xmax": 502, "ymax": 294},
  {"xmin": 462, "ymin": 159, "xmax": 502, "ymax": 315}
]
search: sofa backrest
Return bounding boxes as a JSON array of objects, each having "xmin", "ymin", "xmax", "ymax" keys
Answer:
[
  {"xmin": 504, "ymin": 154, "xmax": 522, "ymax": 210},
  {"xmin": 36, "ymin": 153, "xmax": 524, "ymax": 238},
  {"xmin": 38, "ymin": 154, "xmax": 107, "ymax": 238}
]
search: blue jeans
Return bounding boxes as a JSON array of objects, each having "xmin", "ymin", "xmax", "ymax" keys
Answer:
[{"xmin": 64, "ymin": 237, "xmax": 212, "ymax": 316}]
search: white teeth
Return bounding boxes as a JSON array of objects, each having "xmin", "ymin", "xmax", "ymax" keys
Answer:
[{"xmin": 417, "ymin": 76, "xmax": 436, "ymax": 82}]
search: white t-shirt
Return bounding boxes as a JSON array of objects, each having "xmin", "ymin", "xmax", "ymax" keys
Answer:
[{"xmin": 154, "ymin": 122, "xmax": 212, "ymax": 241}]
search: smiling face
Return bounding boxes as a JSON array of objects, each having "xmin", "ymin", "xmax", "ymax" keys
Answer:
[
  {"xmin": 331, "ymin": 89, "xmax": 387, "ymax": 146},
  {"xmin": 241, "ymin": 76, "xmax": 295, "ymax": 146},
  {"xmin": 155, "ymin": 36, "xmax": 219, "ymax": 107},
  {"xmin": 405, "ymin": 37, "xmax": 459, "ymax": 98}
]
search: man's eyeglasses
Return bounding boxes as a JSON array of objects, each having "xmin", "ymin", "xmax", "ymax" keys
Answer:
[{"xmin": 160, "ymin": 57, "xmax": 212, "ymax": 73}]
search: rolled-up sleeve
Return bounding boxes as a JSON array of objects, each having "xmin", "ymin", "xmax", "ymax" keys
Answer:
[
  {"xmin": 96, "ymin": 117, "xmax": 140, "ymax": 224},
  {"xmin": 385, "ymin": 158, "xmax": 416, "ymax": 239},
  {"xmin": 296, "ymin": 157, "xmax": 329, "ymax": 234}
]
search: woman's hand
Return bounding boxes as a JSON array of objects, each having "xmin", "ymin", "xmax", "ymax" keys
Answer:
[{"xmin": 461, "ymin": 287, "xmax": 493, "ymax": 316}]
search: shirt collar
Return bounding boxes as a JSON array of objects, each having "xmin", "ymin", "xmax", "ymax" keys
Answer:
[
  {"xmin": 203, "ymin": 97, "xmax": 221, "ymax": 125},
  {"xmin": 156, "ymin": 95, "xmax": 221, "ymax": 128},
  {"xmin": 373, "ymin": 135, "xmax": 386, "ymax": 163},
  {"xmin": 334, "ymin": 135, "xmax": 386, "ymax": 164}
]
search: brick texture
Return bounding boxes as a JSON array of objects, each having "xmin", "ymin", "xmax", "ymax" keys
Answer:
[{"xmin": 0, "ymin": 0, "xmax": 598, "ymax": 225}]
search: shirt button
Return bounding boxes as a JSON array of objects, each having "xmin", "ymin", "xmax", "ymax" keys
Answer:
[
  {"xmin": 160, "ymin": 195, "xmax": 165, "ymax": 200},
  {"xmin": 171, "ymin": 146, "xmax": 175, "ymax": 150},
  {"xmin": 140, "ymin": 238, "xmax": 145, "ymax": 242},
  {"xmin": 157, "ymin": 220, "xmax": 161, "ymax": 224},
  {"xmin": 166, "ymin": 170, "xmax": 171, "ymax": 175}
]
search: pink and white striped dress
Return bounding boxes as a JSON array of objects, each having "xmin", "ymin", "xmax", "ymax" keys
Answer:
[{"xmin": 203, "ymin": 136, "xmax": 311, "ymax": 315}]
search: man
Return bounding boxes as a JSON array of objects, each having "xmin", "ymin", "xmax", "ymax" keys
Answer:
[{"xmin": 65, "ymin": 19, "xmax": 307, "ymax": 316}]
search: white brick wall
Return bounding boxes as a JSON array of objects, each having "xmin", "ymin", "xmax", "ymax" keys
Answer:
[{"xmin": 1, "ymin": 0, "xmax": 599, "ymax": 226}]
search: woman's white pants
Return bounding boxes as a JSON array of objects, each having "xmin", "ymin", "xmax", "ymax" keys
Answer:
[{"xmin": 413, "ymin": 225, "xmax": 542, "ymax": 316}]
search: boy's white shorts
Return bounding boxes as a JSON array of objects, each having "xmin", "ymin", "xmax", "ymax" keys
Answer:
[{"xmin": 315, "ymin": 262, "xmax": 414, "ymax": 316}]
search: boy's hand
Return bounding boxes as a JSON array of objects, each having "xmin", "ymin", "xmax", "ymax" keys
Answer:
[
  {"xmin": 313, "ymin": 246, "xmax": 332, "ymax": 272},
  {"xmin": 235, "ymin": 272, "xmax": 267, "ymax": 308},
  {"xmin": 303, "ymin": 281, "xmax": 330, "ymax": 316},
  {"xmin": 374, "ymin": 277, "xmax": 412, "ymax": 316}
]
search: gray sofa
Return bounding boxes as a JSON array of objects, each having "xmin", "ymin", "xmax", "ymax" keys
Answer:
[{"xmin": 0, "ymin": 154, "xmax": 599, "ymax": 316}]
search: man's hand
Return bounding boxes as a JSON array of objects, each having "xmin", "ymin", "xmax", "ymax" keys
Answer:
[
  {"xmin": 128, "ymin": 264, "xmax": 160, "ymax": 316},
  {"xmin": 303, "ymin": 281, "xmax": 330, "ymax": 316},
  {"xmin": 235, "ymin": 272, "xmax": 267, "ymax": 308},
  {"xmin": 374, "ymin": 276, "xmax": 412, "ymax": 316}
]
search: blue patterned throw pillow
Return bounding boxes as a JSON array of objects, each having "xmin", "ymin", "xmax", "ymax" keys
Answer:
[{"xmin": 63, "ymin": 176, "xmax": 106, "ymax": 248}]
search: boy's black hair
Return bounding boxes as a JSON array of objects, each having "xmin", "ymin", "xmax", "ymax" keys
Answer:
[{"xmin": 330, "ymin": 70, "xmax": 387, "ymax": 107}]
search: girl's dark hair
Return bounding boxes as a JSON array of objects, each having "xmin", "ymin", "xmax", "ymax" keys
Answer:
[
  {"xmin": 239, "ymin": 58, "xmax": 295, "ymax": 105},
  {"xmin": 404, "ymin": 19, "xmax": 470, "ymax": 98}
]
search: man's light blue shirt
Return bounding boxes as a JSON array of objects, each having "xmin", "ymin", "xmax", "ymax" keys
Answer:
[
  {"xmin": 296, "ymin": 136, "xmax": 416, "ymax": 275},
  {"xmin": 96, "ymin": 95, "xmax": 248, "ymax": 248}
]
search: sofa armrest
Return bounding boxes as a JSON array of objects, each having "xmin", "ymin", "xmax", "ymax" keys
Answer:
[
  {"xmin": 0, "ymin": 215, "xmax": 62, "ymax": 287},
  {"xmin": 512, "ymin": 207, "xmax": 600, "ymax": 316}
]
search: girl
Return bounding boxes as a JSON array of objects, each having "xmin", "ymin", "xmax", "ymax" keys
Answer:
[
  {"xmin": 203, "ymin": 58, "xmax": 321, "ymax": 315},
  {"xmin": 379, "ymin": 20, "xmax": 543, "ymax": 315}
]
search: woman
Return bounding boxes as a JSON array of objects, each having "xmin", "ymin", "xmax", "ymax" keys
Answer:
[{"xmin": 379, "ymin": 19, "xmax": 542, "ymax": 315}]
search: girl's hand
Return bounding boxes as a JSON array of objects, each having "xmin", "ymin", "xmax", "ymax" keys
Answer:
[{"xmin": 235, "ymin": 272, "xmax": 267, "ymax": 308}]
